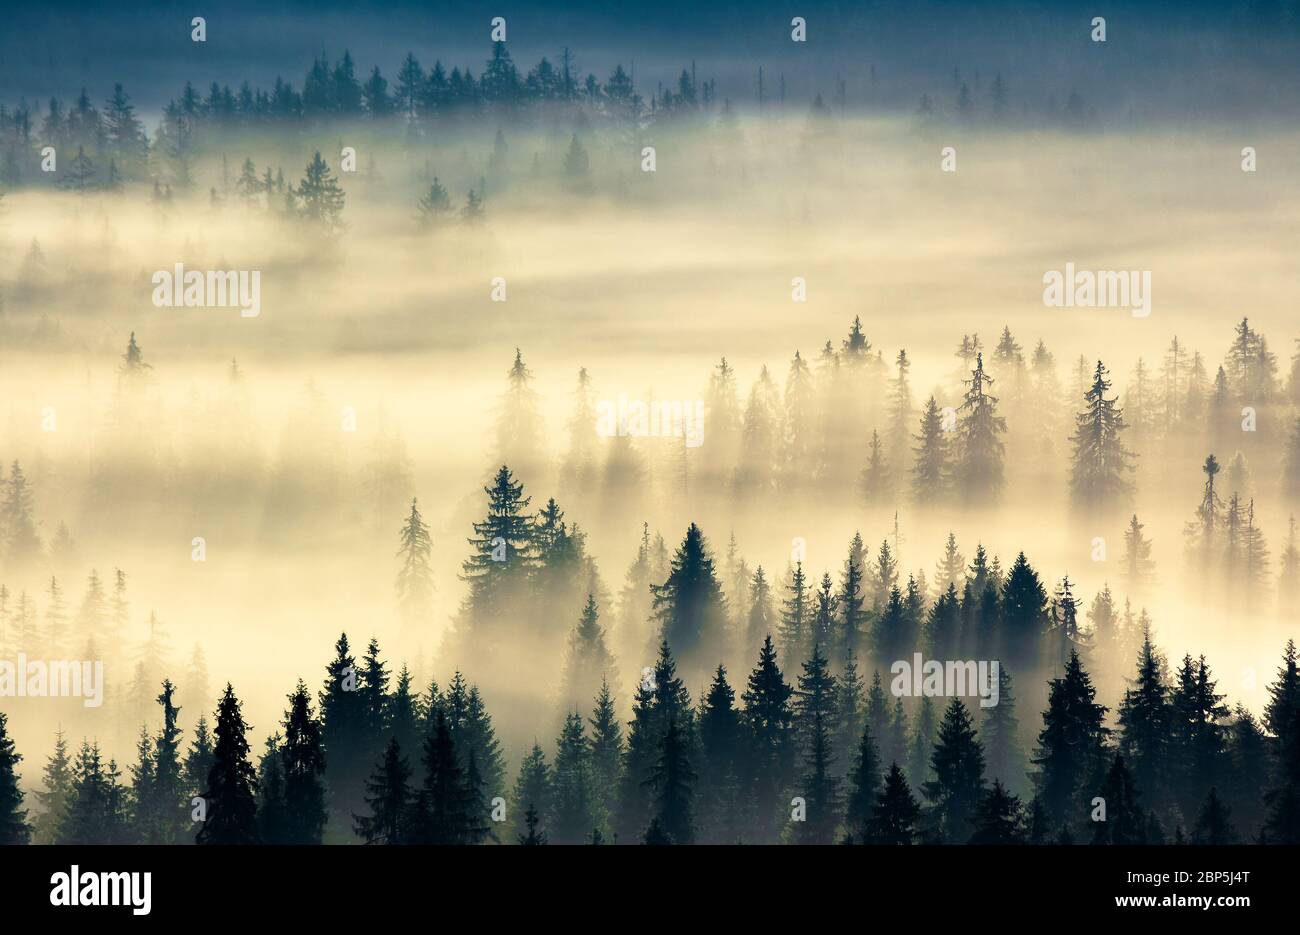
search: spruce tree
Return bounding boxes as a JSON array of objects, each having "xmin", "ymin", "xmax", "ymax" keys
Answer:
[
  {"xmin": 511, "ymin": 742, "xmax": 552, "ymax": 844},
  {"xmin": 867, "ymin": 763, "xmax": 921, "ymax": 845},
  {"xmin": 644, "ymin": 715, "xmax": 696, "ymax": 844},
  {"xmin": 1116, "ymin": 630, "xmax": 1170, "ymax": 807},
  {"xmin": 922, "ymin": 699, "xmax": 987, "ymax": 843},
  {"xmin": 1191, "ymin": 787, "xmax": 1237, "ymax": 844},
  {"xmin": 844, "ymin": 722, "xmax": 882, "ymax": 843},
  {"xmin": 281, "ymin": 679, "xmax": 328, "ymax": 844},
  {"xmin": 650, "ymin": 523, "xmax": 728, "ymax": 674},
  {"xmin": 152, "ymin": 679, "xmax": 188, "ymax": 844},
  {"xmin": 396, "ymin": 498, "xmax": 435, "ymax": 629},
  {"xmin": 696, "ymin": 665, "xmax": 743, "ymax": 843},
  {"xmin": 1069, "ymin": 361, "xmax": 1135, "ymax": 509},
  {"xmin": 33, "ymin": 729, "xmax": 73, "ymax": 844},
  {"xmin": 1032, "ymin": 651, "xmax": 1110, "ymax": 826},
  {"xmin": 741, "ymin": 635, "xmax": 796, "ymax": 842},
  {"xmin": 587, "ymin": 678, "xmax": 623, "ymax": 838},
  {"xmin": 778, "ymin": 562, "xmax": 811, "ymax": 668},
  {"xmin": 295, "ymin": 151, "xmax": 346, "ymax": 233},
  {"xmin": 911, "ymin": 395, "xmax": 951, "ymax": 503},
  {"xmin": 0, "ymin": 713, "xmax": 30, "ymax": 844},
  {"xmin": 954, "ymin": 353, "xmax": 1007, "ymax": 504},
  {"xmin": 410, "ymin": 711, "xmax": 471, "ymax": 845},
  {"xmin": 1090, "ymin": 754, "xmax": 1146, "ymax": 845},
  {"xmin": 196, "ymin": 684, "xmax": 259, "ymax": 844},
  {"xmin": 319, "ymin": 633, "xmax": 368, "ymax": 837},
  {"xmin": 969, "ymin": 779, "xmax": 1026, "ymax": 844},
  {"xmin": 551, "ymin": 712, "xmax": 595, "ymax": 844},
  {"xmin": 981, "ymin": 664, "xmax": 1024, "ymax": 796}
]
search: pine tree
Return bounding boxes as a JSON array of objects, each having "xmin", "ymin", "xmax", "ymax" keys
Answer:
[
  {"xmin": 184, "ymin": 715, "xmax": 215, "ymax": 802},
  {"xmin": 911, "ymin": 396, "xmax": 951, "ymax": 503},
  {"xmin": 0, "ymin": 713, "xmax": 30, "ymax": 844},
  {"xmin": 844, "ymin": 721, "xmax": 882, "ymax": 843},
  {"xmin": 644, "ymin": 715, "xmax": 696, "ymax": 844},
  {"xmin": 741, "ymin": 635, "xmax": 796, "ymax": 842},
  {"xmin": 696, "ymin": 665, "xmax": 744, "ymax": 843},
  {"xmin": 151, "ymin": 680, "xmax": 188, "ymax": 844},
  {"xmin": 922, "ymin": 699, "xmax": 986, "ymax": 842},
  {"xmin": 1192, "ymin": 787, "xmax": 1237, "ymax": 844},
  {"xmin": 1169, "ymin": 654, "xmax": 1229, "ymax": 815},
  {"xmin": 511, "ymin": 741, "xmax": 552, "ymax": 844},
  {"xmin": 839, "ymin": 534, "xmax": 869, "ymax": 659},
  {"xmin": 1032, "ymin": 650, "xmax": 1110, "ymax": 826},
  {"xmin": 356, "ymin": 739, "xmax": 414, "ymax": 845},
  {"xmin": 969, "ymin": 779, "xmax": 1026, "ymax": 844},
  {"xmin": 1116, "ymin": 630, "xmax": 1170, "ymax": 805},
  {"xmin": 793, "ymin": 644, "xmax": 840, "ymax": 843},
  {"xmin": 981, "ymin": 664, "xmax": 1024, "ymax": 795},
  {"xmin": 867, "ymin": 763, "xmax": 922, "ymax": 844},
  {"xmin": 59, "ymin": 742, "xmax": 129, "ymax": 844},
  {"xmin": 518, "ymin": 805, "xmax": 547, "ymax": 844},
  {"xmin": 319, "ymin": 633, "xmax": 368, "ymax": 836},
  {"xmin": 860, "ymin": 429, "xmax": 891, "ymax": 503},
  {"xmin": 745, "ymin": 566, "xmax": 776, "ymax": 652},
  {"xmin": 551, "ymin": 712, "xmax": 595, "ymax": 844},
  {"xmin": 1122, "ymin": 514, "xmax": 1157, "ymax": 596},
  {"xmin": 587, "ymin": 678, "xmax": 623, "ymax": 838},
  {"xmin": 396, "ymin": 498, "xmax": 435, "ymax": 630},
  {"xmin": 33, "ymin": 729, "xmax": 73, "ymax": 844},
  {"xmin": 281, "ymin": 679, "xmax": 328, "ymax": 844},
  {"xmin": 1071, "ymin": 361, "xmax": 1133, "ymax": 512},
  {"xmin": 416, "ymin": 177, "xmax": 453, "ymax": 227},
  {"xmin": 1185, "ymin": 454, "xmax": 1224, "ymax": 567},
  {"xmin": 559, "ymin": 594, "xmax": 617, "ymax": 715},
  {"xmin": 778, "ymin": 562, "xmax": 811, "ymax": 668},
  {"xmin": 459, "ymin": 465, "xmax": 534, "ymax": 635},
  {"xmin": 650, "ymin": 523, "xmax": 727, "ymax": 674},
  {"xmin": 954, "ymin": 353, "xmax": 1007, "ymax": 504},
  {"xmin": 934, "ymin": 532, "xmax": 966, "ymax": 596},
  {"xmin": 295, "ymin": 151, "xmax": 346, "ymax": 233},
  {"xmin": 1000, "ymin": 552, "xmax": 1047, "ymax": 669},
  {"xmin": 409, "ymin": 711, "xmax": 472, "ymax": 845},
  {"xmin": 1090, "ymin": 754, "xmax": 1147, "ymax": 845},
  {"xmin": 196, "ymin": 684, "xmax": 259, "ymax": 844}
]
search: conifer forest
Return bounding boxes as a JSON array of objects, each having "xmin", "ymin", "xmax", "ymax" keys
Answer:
[{"xmin": 0, "ymin": 1, "xmax": 1299, "ymax": 884}]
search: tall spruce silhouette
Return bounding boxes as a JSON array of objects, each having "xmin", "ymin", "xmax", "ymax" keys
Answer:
[{"xmin": 196, "ymin": 684, "xmax": 259, "ymax": 844}]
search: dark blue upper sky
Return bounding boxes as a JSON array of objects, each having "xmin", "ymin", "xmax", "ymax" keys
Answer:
[{"xmin": 3, "ymin": 0, "xmax": 1298, "ymax": 121}]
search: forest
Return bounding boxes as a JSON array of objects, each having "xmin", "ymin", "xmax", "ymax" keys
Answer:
[{"xmin": 1, "ymin": 17, "xmax": 1299, "ymax": 847}]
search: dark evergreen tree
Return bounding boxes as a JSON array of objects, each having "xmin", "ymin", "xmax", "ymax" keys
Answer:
[
  {"xmin": 0, "ymin": 713, "xmax": 29, "ymax": 844},
  {"xmin": 1116, "ymin": 630, "xmax": 1170, "ymax": 807},
  {"xmin": 1069, "ymin": 361, "xmax": 1134, "ymax": 509},
  {"xmin": 1032, "ymin": 651, "xmax": 1109, "ymax": 826},
  {"xmin": 409, "ymin": 711, "xmax": 471, "ymax": 845},
  {"xmin": 511, "ymin": 741, "xmax": 552, "ymax": 844},
  {"xmin": 152, "ymin": 679, "xmax": 189, "ymax": 844},
  {"xmin": 196, "ymin": 684, "xmax": 259, "ymax": 844},
  {"xmin": 844, "ymin": 721, "xmax": 882, "ymax": 843},
  {"xmin": 867, "ymin": 763, "xmax": 922, "ymax": 845},
  {"xmin": 551, "ymin": 712, "xmax": 595, "ymax": 844},
  {"xmin": 922, "ymin": 699, "xmax": 987, "ymax": 842},
  {"xmin": 644, "ymin": 715, "xmax": 696, "ymax": 844},
  {"xmin": 981, "ymin": 664, "xmax": 1024, "ymax": 795},
  {"xmin": 33, "ymin": 729, "xmax": 73, "ymax": 844},
  {"xmin": 354, "ymin": 737, "xmax": 411, "ymax": 844},
  {"xmin": 1191, "ymin": 787, "xmax": 1237, "ymax": 844},
  {"xmin": 696, "ymin": 665, "xmax": 744, "ymax": 843},
  {"xmin": 319, "ymin": 633, "xmax": 368, "ymax": 837},
  {"xmin": 650, "ymin": 523, "xmax": 727, "ymax": 674},
  {"xmin": 281, "ymin": 679, "xmax": 328, "ymax": 844},
  {"xmin": 741, "ymin": 635, "xmax": 796, "ymax": 842},
  {"xmin": 1090, "ymin": 754, "xmax": 1146, "ymax": 845},
  {"xmin": 587, "ymin": 678, "xmax": 622, "ymax": 838},
  {"xmin": 969, "ymin": 779, "xmax": 1026, "ymax": 844}
]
